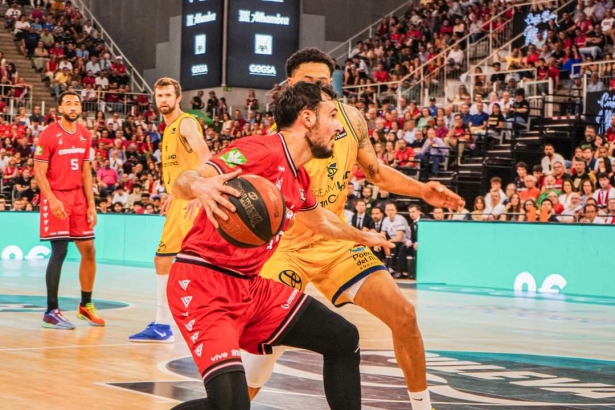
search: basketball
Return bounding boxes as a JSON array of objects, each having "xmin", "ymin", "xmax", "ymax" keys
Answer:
[{"xmin": 215, "ymin": 175, "xmax": 286, "ymax": 248}]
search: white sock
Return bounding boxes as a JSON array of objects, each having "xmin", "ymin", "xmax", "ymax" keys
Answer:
[
  {"xmin": 409, "ymin": 389, "xmax": 432, "ymax": 410},
  {"xmin": 155, "ymin": 274, "xmax": 171, "ymax": 325}
]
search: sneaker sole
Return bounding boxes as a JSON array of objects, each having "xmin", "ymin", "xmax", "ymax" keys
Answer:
[
  {"xmin": 77, "ymin": 313, "xmax": 106, "ymax": 327},
  {"xmin": 128, "ymin": 336, "xmax": 175, "ymax": 344},
  {"xmin": 42, "ymin": 322, "xmax": 75, "ymax": 330}
]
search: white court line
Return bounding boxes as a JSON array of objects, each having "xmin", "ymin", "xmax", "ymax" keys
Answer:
[
  {"xmin": 0, "ymin": 342, "xmax": 171, "ymax": 352},
  {"xmin": 260, "ymin": 388, "xmax": 615, "ymax": 407},
  {"xmin": 95, "ymin": 382, "xmax": 178, "ymax": 403},
  {"xmin": 156, "ymin": 357, "xmax": 200, "ymax": 382}
]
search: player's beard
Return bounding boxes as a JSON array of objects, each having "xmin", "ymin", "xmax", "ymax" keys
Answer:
[
  {"xmin": 62, "ymin": 112, "xmax": 79, "ymax": 123},
  {"xmin": 305, "ymin": 119, "xmax": 333, "ymax": 159},
  {"xmin": 159, "ymin": 102, "xmax": 176, "ymax": 115}
]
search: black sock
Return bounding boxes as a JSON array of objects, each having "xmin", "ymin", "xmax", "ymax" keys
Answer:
[
  {"xmin": 46, "ymin": 241, "xmax": 69, "ymax": 313},
  {"xmin": 81, "ymin": 291, "xmax": 92, "ymax": 305}
]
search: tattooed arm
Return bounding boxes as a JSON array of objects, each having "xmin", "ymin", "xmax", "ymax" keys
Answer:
[
  {"xmin": 346, "ymin": 104, "xmax": 424, "ymax": 198},
  {"xmin": 346, "ymin": 104, "xmax": 465, "ymax": 209}
]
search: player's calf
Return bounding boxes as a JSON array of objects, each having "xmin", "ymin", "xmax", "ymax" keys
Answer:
[{"xmin": 278, "ymin": 298, "xmax": 361, "ymax": 410}]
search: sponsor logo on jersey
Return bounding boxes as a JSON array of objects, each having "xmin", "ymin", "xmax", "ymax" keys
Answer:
[
  {"xmin": 281, "ymin": 289, "xmax": 299, "ymax": 309},
  {"xmin": 335, "ymin": 128, "xmax": 347, "ymax": 140},
  {"xmin": 58, "ymin": 147, "xmax": 86, "ymax": 155},
  {"xmin": 327, "ymin": 161, "xmax": 338, "ymax": 181},
  {"xmin": 220, "ymin": 148, "xmax": 247, "ymax": 168},
  {"xmin": 299, "ymin": 189, "xmax": 306, "ymax": 202},
  {"xmin": 278, "ymin": 270, "xmax": 302, "ymax": 290},
  {"xmin": 35, "ymin": 146, "xmax": 43, "ymax": 155},
  {"xmin": 349, "ymin": 244, "xmax": 366, "ymax": 253}
]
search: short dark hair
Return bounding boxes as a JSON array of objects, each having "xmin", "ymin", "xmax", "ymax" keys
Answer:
[
  {"xmin": 532, "ymin": 164, "xmax": 542, "ymax": 173},
  {"xmin": 544, "ymin": 143, "xmax": 554, "ymax": 149},
  {"xmin": 597, "ymin": 172, "xmax": 609, "ymax": 179},
  {"xmin": 285, "ymin": 47, "xmax": 335, "ymax": 78},
  {"xmin": 515, "ymin": 161, "xmax": 528, "ymax": 171},
  {"xmin": 58, "ymin": 91, "xmax": 82, "ymax": 105},
  {"xmin": 274, "ymin": 82, "xmax": 337, "ymax": 130},
  {"xmin": 491, "ymin": 176, "xmax": 502, "ymax": 184},
  {"xmin": 584, "ymin": 204, "xmax": 598, "ymax": 213}
]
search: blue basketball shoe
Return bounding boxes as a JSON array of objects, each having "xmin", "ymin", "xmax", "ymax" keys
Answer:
[
  {"xmin": 129, "ymin": 322, "xmax": 175, "ymax": 343},
  {"xmin": 42, "ymin": 308, "xmax": 75, "ymax": 330}
]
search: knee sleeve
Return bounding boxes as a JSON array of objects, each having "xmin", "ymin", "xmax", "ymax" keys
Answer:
[
  {"xmin": 242, "ymin": 345, "xmax": 286, "ymax": 388},
  {"xmin": 50, "ymin": 240, "xmax": 68, "ymax": 260},
  {"xmin": 205, "ymin": 371, "xmax": 250, "ymax": 410},
  {"xmin": 280, "ymin": 298, "xmax": 361, "ymax": 360}
]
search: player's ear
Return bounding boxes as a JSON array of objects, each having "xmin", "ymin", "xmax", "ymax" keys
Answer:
[{"xmin": 286, "ymin": 77, "xmax": 293, "ymax": 86}]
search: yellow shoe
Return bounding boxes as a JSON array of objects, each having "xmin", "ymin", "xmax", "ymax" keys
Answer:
[{"xmin": 77, "ymin": 302, "xmax": 106, "ymax": 326}]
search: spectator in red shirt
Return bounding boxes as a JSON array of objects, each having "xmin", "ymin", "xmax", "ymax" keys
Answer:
[
  {"xmin": 444, "ymin": 114, "xmax": 471, "ymax": 164},
  {"xmin": 393, "ymin": 139, "xmax": 416, "ymax": 169},
  {"xmin": 373, "ymin": 63, "xmax": 390, "ymax": 84},
  {"xmin": 525, "ymin": 45, "xmax": 540, "ymax": 66}
]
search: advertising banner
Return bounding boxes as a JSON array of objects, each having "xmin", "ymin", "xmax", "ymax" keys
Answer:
[
  {"xmin": 416, "ymin": 221, "xmax": 615, "ymax": 298},
  {"xmin": 0, "ymin": 213, "xmax": 164, "ymax": 266},
  {"xmin": 226, "ymin": 0, "xmax": 300, "ymax": 88},
  {"xmin": 180, "ymin": 0, "xmax": 224, "ymax": 89}
]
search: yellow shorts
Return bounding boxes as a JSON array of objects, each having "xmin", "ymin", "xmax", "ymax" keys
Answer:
[
  {"xmin": 260, "ymin": 239, "xmax": 387, "ymax": 307},
  {"xmin": 156, "ymin": 199, "xmax": 196, "ymax": 257}
]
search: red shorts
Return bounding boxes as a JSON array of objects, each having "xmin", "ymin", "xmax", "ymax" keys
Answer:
[
  {"xmin": 168, "ymin": 255, "xmax": 311, "ymax": 383},
  {"xmin": 40, "ymin": 189, "xmax": 95, "ymax": 241}
]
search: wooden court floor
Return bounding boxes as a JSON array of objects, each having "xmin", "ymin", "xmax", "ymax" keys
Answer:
[{"xmin": 1, "ymin": 259, "xmax": 614, "ymax": 410}]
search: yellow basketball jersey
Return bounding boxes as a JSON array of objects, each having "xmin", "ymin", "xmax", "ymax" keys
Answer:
[
  {"xmin": 162, "ymin": 113, "xmax": 202, "ymax": 189},
  {"xmin": 277, "ymin": 100, "xmax": 359, "ymax": 251}
]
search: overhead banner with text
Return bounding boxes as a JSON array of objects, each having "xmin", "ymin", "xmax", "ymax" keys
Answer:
[
  {"xmin": 226, "ymin": 0, "xmax": 300, "ymax": 88},
  {"xmin": 512, "ymin": 9, "xmax": 558, "ymax": 49},
  {"xmin": 180, "ymin": 0, "xmax": 224, "ymax": 89},
  {"xmin": 586, "ymin": 90, "xmax": 615, "ymax": 134}
]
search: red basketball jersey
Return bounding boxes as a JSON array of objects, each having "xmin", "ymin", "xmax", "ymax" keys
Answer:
[
  {"xmin": 180, "ymin": 133, "xmax": 318, "ymax": 278},
  {"xmin": 34, "ymin": 122, "xmax": 92, "ymax": 191}
]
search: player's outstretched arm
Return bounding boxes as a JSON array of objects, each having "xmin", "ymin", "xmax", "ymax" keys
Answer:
[
  {"xmin": 297, "ymin": 205, "xmax": 393, "ymax": 249},
  {"xmin": 346, "ymin": 105, "xmax": 464, "ymax": 209},
  {"xmin": 180, "ymin": 117, "xmax": 211, "ymax": 164},
  {"xmin": 172, "ymin": 165, "xmax": 241, "ymax": 228}
]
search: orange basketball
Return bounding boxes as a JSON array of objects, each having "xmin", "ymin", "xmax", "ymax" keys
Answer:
[{"xmin": 215, "ymin": 175, "xmax": 286, "ymax": 248}]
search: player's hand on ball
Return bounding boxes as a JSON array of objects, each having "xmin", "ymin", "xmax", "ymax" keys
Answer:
[
  {"xmin": 49, "ymin": 197, "xmax": 67, "ymax": 220},
  {"xmin": 87, "ymin": 205, "xmax": 97, "ymax": 228},
  {"xmin": 421, "ymin": 181, "xmax": 464, "ymax": 209},
  {"xmin": 361, "ymin": 232, "xmax": 395, "ymax": 249},
  {"xmin": 192, "ymin": 169, "xmax": 242, "ymax": 229}
]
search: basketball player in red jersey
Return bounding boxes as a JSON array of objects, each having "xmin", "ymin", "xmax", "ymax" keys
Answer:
[
  {"xmin": 167, "ymin": 82, "xmax": 391, "ymax": 410},
  {"xmin": 34, "ymin": 91, "xmax": 103, "ymax": 329}
]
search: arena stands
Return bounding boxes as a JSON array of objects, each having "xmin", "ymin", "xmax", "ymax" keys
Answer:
[{"xmin": 0, "ymin": 0, "xmax": 614, "ymax": 281}]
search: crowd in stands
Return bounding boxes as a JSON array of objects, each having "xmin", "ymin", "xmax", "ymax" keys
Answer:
[
  {"xmin": 339, "ymin": 0, "xmax": 531, "ymax": 104},
  {"xmin": 0, "ymin": 78, "xmax": 273, "ymax": 214},
  {"xmin": 5, "ymin": 0, "xmax": 144, "ymax": 113}
]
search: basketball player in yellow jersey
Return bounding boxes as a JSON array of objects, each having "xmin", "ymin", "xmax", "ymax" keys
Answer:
[
  {"xmin": 244, "ymin": 48, "xmax": 464, "ymax": 410},
  {"xmin": 129, "ymin": 77, "xmax": 210, "ymax": 343}
]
